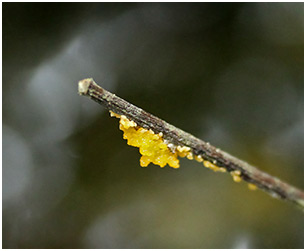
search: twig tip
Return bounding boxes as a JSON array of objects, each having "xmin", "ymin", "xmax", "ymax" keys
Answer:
[{"xmin": 78, "ymin": 78, "xmax": 94, "ymax": 95}]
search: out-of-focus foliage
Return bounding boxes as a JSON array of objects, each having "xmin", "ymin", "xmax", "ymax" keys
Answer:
[{"xmin": 3, "ymin": 3, "xmax": 303, "ymax": 248}]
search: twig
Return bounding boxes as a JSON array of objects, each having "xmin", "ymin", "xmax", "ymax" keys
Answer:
[{"xmin": 78, "ymin": 78, "xmax": 304, "ymax": 209}]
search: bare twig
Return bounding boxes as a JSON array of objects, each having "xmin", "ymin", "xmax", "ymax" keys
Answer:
[{"xmin": 78, "ymin": 78, "xmax": 304, "ymax": 209}]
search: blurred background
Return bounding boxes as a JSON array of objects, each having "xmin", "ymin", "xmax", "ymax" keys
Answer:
[{"xmin": 2, "ymin": 3, "xmax": 304, "ymax": 248}]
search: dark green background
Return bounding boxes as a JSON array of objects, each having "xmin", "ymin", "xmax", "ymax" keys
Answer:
[{"xmin": 3, "ymin": 3, "xmax": 304, "ymax": 248}]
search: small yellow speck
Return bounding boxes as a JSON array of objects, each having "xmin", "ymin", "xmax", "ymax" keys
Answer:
[
  {"xmin": 219, "ymin": 167, "xmax": 227, "ymax": 173},
  {"xmin": 203, "ymin": 160, "xmax": 225, "ymax": 172},
  {"xmin": 194, "ymin": 155, "xmax": 203, "ymax": 162},
  {"xmin": 232, "ymin": 170, "xmax": 241, "ymax": 175},
  {"xmin": 176, "ymin": 145, "xmax": 192, "ymax": 158},
  {"xmin": 231, "ymin": 170, "xmax": 242, "ymax": 183},
  {"xmin": 109, "ymin": 111, "xmax": 121, "ymax": 118},
  {"xmin": 177, "ymin": 146, "xmax": 191, "ymax": 152},
  {"xmin": 232, "ymin": 175, "xmax": 242, "ymax": 182},
  {"xmin": 186, "ymin": 152, "xmax": 193, "ymax": 160},
  {"xmin": 248, "ymin": 183, "xmax": 258, "ymax": 191}
]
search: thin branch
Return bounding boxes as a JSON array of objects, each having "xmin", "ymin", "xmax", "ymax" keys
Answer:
[{"xmin": 78, "ymin": 78, "xmax": 304, "ymax": 209}]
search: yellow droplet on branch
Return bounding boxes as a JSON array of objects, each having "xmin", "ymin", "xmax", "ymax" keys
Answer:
[
  {"xmin": 109, "ymin": 111, "xmax": 121, "ymax": 118},
  {"xmin": 248, "ymin": 183, "xmax": 258, "ymax": 191},
  {"xmin": 231, "ymin": 170, "xmax": 242, "ymax": 183},
  {"xmin": 176, "ymin": 146, "xmax": 191, "ymax": 158},
  {"xmin": 194, "ymin": 155, "xmax": 203, "ymax": 162},
  {"xmin": 203, "ymin": 160, "xmax": 226, "ymax": 172},
  {"xmin": 186, "ymin": 152, "xmax": 194, "ymax": 160}
]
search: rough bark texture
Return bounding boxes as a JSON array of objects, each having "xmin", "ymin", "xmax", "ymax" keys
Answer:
[{"xmin": 78, "ymin": 78, "xmax": 304, "ymax": 209}]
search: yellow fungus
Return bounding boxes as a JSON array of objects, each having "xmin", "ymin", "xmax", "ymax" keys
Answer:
[
  {"xmin": 110, "ymin": 111, "xmax": 228, "ymax": 172},
  {"xmin": 203, "ymin": 160, "xmax": 226, "ymax": 172},
  {"xmin": 152, "ymin": 134, "xmax": 160, "ymax": 140},
  {"xmin": 231, "ymin": 170, "xmax": 242, "ymax": 183},
  {"xmin": 186, "ymin": 152, "xmax": 194, "ymax": 160},
  {"xmin": 248, "ymin": 183, "xmax": 258, "ymax": 191},
  {"xmin": 232, "ymin": 175, "xmax": 242, "ymax": 183},
  {"xmin": 218, "ymin": 167, "xmax": 227, "ymax": 172},
  {"xmin": 177, "ymin": 146, "xmax": 191, "ymax": 152},
  {"xmin": 194, "ymin": 155, "xmax": 203, "ymax": 162},
  {"xmin": 110, "ymin": 111, "xmax": 121, "ymax": 118},
  {"xmin": 176, "ymin": 146, "xmax": 191, "ymax": 158},
  {"xmin": 113, "ymin": 112, "xmax": 180, "ymax": 168}
]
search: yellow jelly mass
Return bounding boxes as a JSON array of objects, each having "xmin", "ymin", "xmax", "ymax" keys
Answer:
[
  {"xmin": 194, "ymin": 155, "xmax": 203, "ymax": 162},
  {"xmin": 115, "ymin": 112, "xmax": 180, "ymax": 168},
  {"xmin": 176, "ymin": 146, "xmax": 191, "ymax": 158},
  {"xmin": 110, "ymin": 111, "xmax": 259, "ymax": 191},
  {"xmin": 203, "ymin": 160, "xmax": 226, "ymax": 172},
  {"xmin": 248, "ymin": 183, "xmax": 258, "ymax": 191},
  {"xmin": 109, "ymin": 111, "xmax": 227, "ymax": 173},
  {"xmin": 230, "ymin": 170, "xmax": 242, "ymax": 183}
]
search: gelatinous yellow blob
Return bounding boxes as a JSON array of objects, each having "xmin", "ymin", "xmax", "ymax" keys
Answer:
[
  {"xmin": 109, "ymin": 111, "xmax": 227, "ymax": 173},
  {"xmin": 194, "ymin": 155, "xmax": 203, "ymax": 162},
  {"xmin": 176, "ymin": 146, "xmax": 191, "ymax": 158},
  {"xmin": 110, "ymin": 111, "xmax": 121, "ymax": 118},
  {"xmin": 110, "ymin": 111, "xmax": 258, "ymax": 189},
  {"xmin": 114, "ymin": 112, "xmax": 180, "ymax": 168},
  {"xmin": 203, "ymin": 160, "xmax": 226, "ymax": 172},
  {"xmin": 231, "ymin": 170, "xmax": 242, "ymax": 182},
  {"xmin": 248, "ymin": 183, "xmax": 258, "ymax": 191}
]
